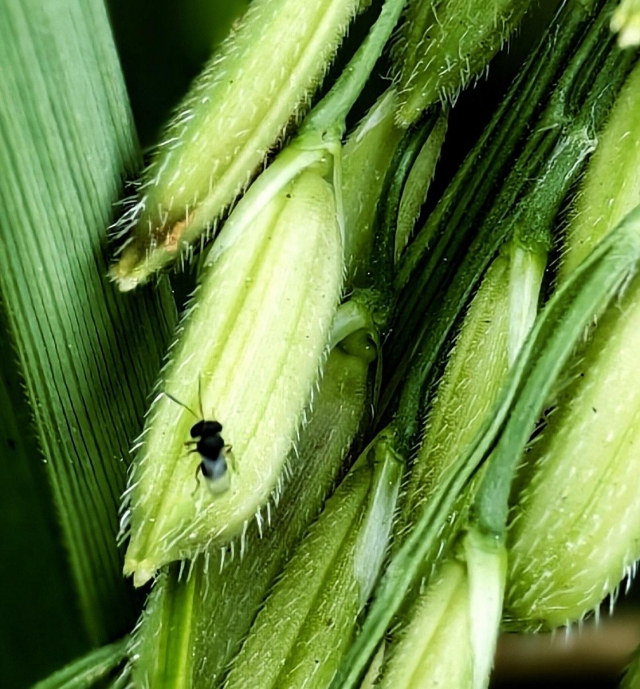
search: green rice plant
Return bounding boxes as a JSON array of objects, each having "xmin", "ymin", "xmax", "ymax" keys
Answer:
[
  {"xmin": 9, "ymin": 0, "xmax": 640, "ymax": 687},
  {"xmin": 369, "ymin": 10, "xmax": 640, "ymax": 685},
  {"xmin": 330, "ymin": 2, "xmax": 640, "ymax": 685},
  {"xmin": 121, "ymin": 0, "xmax": 409, "ymax": 587},
  {"xmin": 334, "ymin": 202, "xmax": 640, "ymax": 684}
]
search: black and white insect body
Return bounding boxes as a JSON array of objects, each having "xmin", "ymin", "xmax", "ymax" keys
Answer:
[
  {"xmin": 164, "ymin": 391, "xmax": 231, "ymax": 494},
  {"xmin": 189, "ymin": 419, "xmax": 229, "ymax": 484}
]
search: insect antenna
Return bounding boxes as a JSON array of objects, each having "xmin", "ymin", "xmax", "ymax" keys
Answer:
[
  {"xmin": 163, "ymin": 391, "xmax": 200, "ymax": 420},
  {"xmin": 197, "ymin": 376, "xmax": 206, "ymax": 419}
]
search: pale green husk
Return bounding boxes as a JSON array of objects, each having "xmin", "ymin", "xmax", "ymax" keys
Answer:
[
  {"xmin": 507, "ymin": 270, "xmax": 640, "ymax": 628},
  {"xmin": 222, "ymin": 433, "xmax": 402, "ymax": 689},
  {"xmin": 399, "ymin": 237, "xmax": 544, "ymax": 529},
  {"xmin": 378, "ymin": 559, "xmax": 474, "ymax": 689},
  {"xmin": 393, "ymin": 0, "xmax": 531, "ymax": 126},
  {"xmin": 112, "ymin": 0, "xmax": 363, "ymax": 289},
  {"xmin": 124, "ymin": 166, "xmax": 343, "ymax": 585},
  {"xmin": 379, "ymin": 529, "xmax": 505, "ymax": 689}
]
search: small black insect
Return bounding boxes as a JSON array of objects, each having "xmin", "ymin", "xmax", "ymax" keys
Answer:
[
  {"xmin": 164, "ymin": 388, "xmax": 232, "ymax": 493},
  {"xmin": 188, "ymin": 419, "xmax": 227, "ymax": 482}
]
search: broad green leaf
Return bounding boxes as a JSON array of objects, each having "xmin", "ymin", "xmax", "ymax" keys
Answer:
[
  {"xmin": 0, "ymin": 320, "xmax": 86, "ymax": 686},
  {"xmin": 0, "ymin": 0, "xmax": 176, "ymax": 659}
]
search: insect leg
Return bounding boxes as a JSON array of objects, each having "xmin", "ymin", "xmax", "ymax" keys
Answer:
[
  {"xmin": 191, "ymin": 463, "xmax": 202, "ymax": 496},
  {"xmin": 225, "ymin": 444, "xmax": 236, "ymax": 472}
]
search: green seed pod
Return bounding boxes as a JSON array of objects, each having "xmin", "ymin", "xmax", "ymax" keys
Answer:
[
  {"xmin": 506, "ymin": 273, "xmax": 640, "ymax": 629},
  {"xmin": 222, "ymin": 432, "xmax": 402, "ymax": 689},
  {"xmin": 111, "ymin": 0, "xmax": 363, "ymax": 290},
  {"xmin": 506, "ymin": 57, "xmax": 640, "ymax": 631},
  {"xmin": 122, "ymin": 166, "xmax": 343, "ymax": 586},
  {"xmin": 560, "ymin": 59, "xmax": 640, "ymax": 281},
  {"xmin": 401, "ymin": 249, "xmax": 513, "ymax": 525},
  {"xmin": 379, "ymin": 529, "xmax": 506, "ymax": 689},
  {"xmin": 392, "ymin": 0, "xmax": 531, "ymax": 127},
  {"xmin": 381, "ymin": 559, "xmax": 473, "ymax": 689}
]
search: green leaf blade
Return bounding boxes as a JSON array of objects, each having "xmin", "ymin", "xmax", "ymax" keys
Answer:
[{"xmin": 0, "ymin": 0, "xmax": 176, "ymax": 651}]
